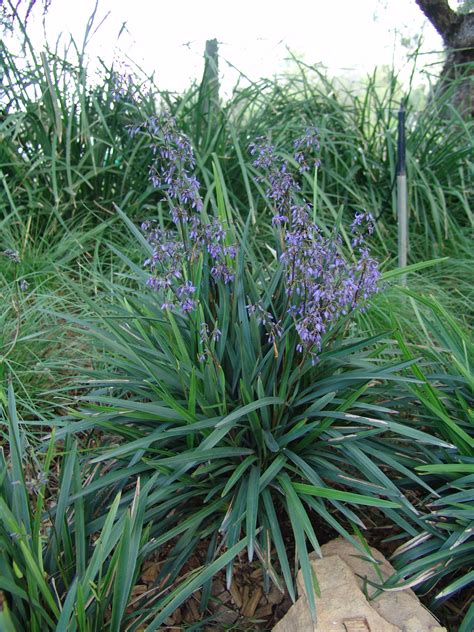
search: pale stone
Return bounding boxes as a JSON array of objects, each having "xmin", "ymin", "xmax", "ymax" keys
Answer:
[
  {"xmin": 274, "ymin": 556, "xmax": 399, "ymax": 632},
  {"xmin": 273, "ymin": 594, "xmax": 313, "ymax": 632},
  {"xmin": 273, "ymin": 538, "xmax": 447, "ymax": 632},
  {"xmin": 318, "ymin": 538, "xmax": 446, "ymax": 632}
]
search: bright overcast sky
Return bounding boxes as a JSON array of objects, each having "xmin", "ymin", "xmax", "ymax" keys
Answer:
[{"xmin": 23, "ymin": 0, "xmax": 446, "ymax": 93}]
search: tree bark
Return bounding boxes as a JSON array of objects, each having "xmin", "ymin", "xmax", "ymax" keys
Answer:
[
  {"xmin": 200, "ymin": 39, "xmax": 220, "ymax": 118},
  {"xmin": 416, "ymin": 0, "xmax": 473, "ymax": 116}
]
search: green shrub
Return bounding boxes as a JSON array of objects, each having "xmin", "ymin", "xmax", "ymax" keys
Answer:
[{"xmin": 60, "ymin": 122, "xmax": 454, "ymax": 626}]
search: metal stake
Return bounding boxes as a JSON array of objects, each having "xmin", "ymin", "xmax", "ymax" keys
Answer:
[{"xmin": 397, "ymin": 103, "xmax": 408, "ymax": 285}]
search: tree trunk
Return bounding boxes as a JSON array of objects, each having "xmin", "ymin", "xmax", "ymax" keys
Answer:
[
  {"xmin": 200, "ymin": 39, "xmax": 220, "ymax": 119},
  {"xmin": 416, "ymin": 0, "xmax": 473, "ymax": 116}
]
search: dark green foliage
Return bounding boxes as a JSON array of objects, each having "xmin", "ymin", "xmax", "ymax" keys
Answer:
[
  {"xmin": 384, "ymin": 295, "xmax": 473, "ymax": 630},
  {"xmin": 56, "ymin": 207, "xmax": 457, "ymax": 625}
]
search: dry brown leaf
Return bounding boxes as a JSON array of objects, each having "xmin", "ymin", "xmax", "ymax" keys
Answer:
[{"xmin": 241, "ymin": 585, "xmax": 250, "ymax": 611}]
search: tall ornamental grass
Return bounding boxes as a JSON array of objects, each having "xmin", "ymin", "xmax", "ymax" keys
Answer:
[
  {"xmin": 0, "ymin": 384, "xmax": 152, "ymax": 632},
  {"xmin": 166, "ymin": 59, "xmax": 473, "ymax": 260},
  {"xmin": 1, "ymin": 23, "xmax": 472, "ymax": 262}
]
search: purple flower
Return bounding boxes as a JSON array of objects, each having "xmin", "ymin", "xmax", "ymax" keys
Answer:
[
  {"xmin": 139, "ymin": 124, "xmax": 380, "ymax": 363},
  {"xmin": 109, "ymin": 63, "xmax": 137, "ymax": 104},
  {"xmin": 175, "ymin": 281, "xmax": 197, "ymax": 311},
  {"xmin": 351, "ymin": 212, "xmax": 375, "ymax": 248},
  {"xmin": 272, "ymin": 214, "xmax": 289, "ymax": 226},
  {"xmin": 200, "ymin": 322, "xmax": 209, "ymax": 342},
  {"xmin": 146, "ymin": 276, "xmax": 162, "ymax": 290},
  {"xmin": 142, "ymin": 212, "xmax": 236, "ymax": 310},
  {"xmin": 248, "ymin": 138, "xmax": 276, "ymax": 169},
  {"xmin": 249, "ymin": 131, "xmax": 319, "ymax": 226},
  {"xmin": 224, "ymin": 245, "xmax": 237, "ymax": 258},
  {"xmin": 246, "ymin": 303, "xmax": 275, "ymax": 327},
  {"xmin": 293, "ymin": 127, "xmax": 320, "ymax": 173},
  {"xmin": 181, "ymin": 298, "xmax": 196, "ymax": 312},
  {"xmin": 250, "ymin": 132, "xmax": 380, "ymax": 360},
  {"xmin": 136, "ymin": 112, "xmax": 237, "ymax": 312},
  {"xmin": 142, "ymin": 114, "xmax": 203, "ymax": 220},
  {"xmin": 198, "ymin": 322, "xmax": 220, "ymax": 360},
  {"xmin": 211, "ymin": 264, "xmax": 234, "ymax": 284},
  {"xmin": 2, "ymin": 249, "xmax": 20, "ymax": 264},
  {"xmin": 176, "ymin": 280, "xmax": 196, "ymax": 297}
]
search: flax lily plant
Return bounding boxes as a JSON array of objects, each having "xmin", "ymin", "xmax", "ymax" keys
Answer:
[{"xmin": 39, "ymin": 117, "xmax": 454, "ymax": 628}]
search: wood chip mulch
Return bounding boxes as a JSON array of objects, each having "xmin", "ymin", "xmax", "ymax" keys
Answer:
[{"xmin": 128, "ymin": 547, "xmax": 293, "ymax": 631}]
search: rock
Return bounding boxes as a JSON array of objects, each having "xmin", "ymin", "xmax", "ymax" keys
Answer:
[
  {"xmin": 273, "ymin": 538, "xmax": 447, "ymax": 632},
  {"xmin": 273, "ymin": 594, "xmax": 313, "ymax": 631},
  {"xmin": 275, "ymin": 556, "xmax": 400, "ymax": 632},
  {"xmin": 318, "ymin": 538, "xmax": 446, "ymax": 632}
]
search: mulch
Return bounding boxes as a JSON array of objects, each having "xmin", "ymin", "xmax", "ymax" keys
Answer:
[
  {"xmin": 127, "ymin": 502, "xmax": 467, "ymax": 631},
  {"xmin": 128, "ymin": 545, "xmax": 293, "ymax": 631}
]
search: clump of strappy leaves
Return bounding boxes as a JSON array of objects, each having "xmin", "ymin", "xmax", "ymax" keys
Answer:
[{"xmin": 71, "ymin": 117, "xmax": 448, "ymax": 627}]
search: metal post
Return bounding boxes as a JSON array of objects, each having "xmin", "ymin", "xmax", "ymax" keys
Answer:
[{"xmin": 397, "ymin": 102, "xmax": 408, "ymax": 284}]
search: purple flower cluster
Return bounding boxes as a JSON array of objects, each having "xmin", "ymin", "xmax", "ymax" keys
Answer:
[
  {"xmin": 197, "ymin": 322, "xmax": 222, "ymax": 361},
  {"xmin": 246, "ymin": 303, "xmax": 283, "ymax": 343},
  {"xmin": 130, "ymin": 113, "xmax": 203, "ymax": 220},
  {"xmin": 134, "ymin": 117, "xmax": 380, "ymax": 358},
  {"xmin": 249, "ymin": 127, "xmax": 320, "ymax": 227},
  {"xmin": 137, "ymin": 114, "xmax": 236, "ymax": 313},
  {"xmin": 293, "ymin": 127, "xmax": 321, "ymax": 173},
  {"xmin": 2, "ymin": 249, "xmax": 21, "ymax": 263},
  {"xmin": 283, "ymin": 208, "xmax": 380, "ymax": 357},
  {"xmin": 142, "ymin": 217, "xmax": 236, "ymax": 312},
  {"xmin": 249, "ymin": 131, "xmax": 380, "ymax": 360},
  {"xmin": 110, "ymin": 68, "xmax": 135, "ymax": 103}
]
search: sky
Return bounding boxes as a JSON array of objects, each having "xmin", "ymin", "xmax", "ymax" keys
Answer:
[{"xmin": 22, "ymin": 0, "xmax": 447, "ymax": 94}]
